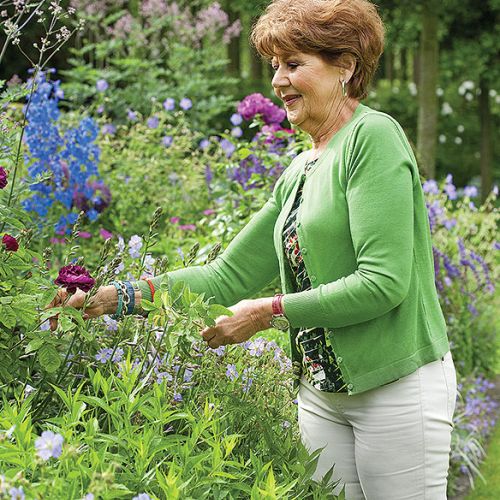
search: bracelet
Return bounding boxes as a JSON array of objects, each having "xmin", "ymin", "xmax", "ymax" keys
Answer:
[
  {"xmin": 272, "ymin": 294, "xmax": 285, "ymax": 315},
  {"xmin": 124, "ymin": 281, "xmax": 135, "ymax": 315},
  {"xmin": 145, "ymin": 279, "xmax": 155, "ymax": 301},
  {"xmin": 110, "ymin": 281, "xmax": 124, "ymax": 319}
]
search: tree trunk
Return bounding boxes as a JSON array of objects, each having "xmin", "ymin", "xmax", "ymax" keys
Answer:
[
  {"xmin": 479, "ymin": 78, "xmax": 493, "ymax": 202},
  {"xmin": 400, "ymin": 48, "xmax": 408, "ymax": 81},
  {"xmin": 413, "ymin": 49, "xmax": 420, "ymax": 88},
  {"xmin": 249, "ymin": 16, "xmax": 264, "ymax": 89},
  {"xmin": 417, "ymin": 0, "xmax": 439, "ymax": 179},
  {"xmin": 225, "ymin": 2, "xmax": 241, "ymax": 77},
  {"xmin": 384, "ymin": 48, "xmax": 394, "ymax": 83}
]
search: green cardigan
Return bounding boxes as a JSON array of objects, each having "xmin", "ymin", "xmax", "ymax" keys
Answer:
[{"xmin": 139, "ymin": 103, "xmax": 450, "ymax": 395}]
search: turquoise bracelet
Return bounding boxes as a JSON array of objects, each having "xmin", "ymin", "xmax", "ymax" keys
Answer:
[{"xmin": 110, "ymin": 281, "xmax": 124, "ymax": 319}]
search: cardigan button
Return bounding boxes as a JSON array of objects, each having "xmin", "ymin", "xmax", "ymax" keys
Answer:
[
  {"xmin": 310, "ymin": 275, "xmax": 317, "ymax": 282},
  {"xmin": 297, "ymin": 222, "xmax": 302, "ymax": 228},
  {"xmin": 337, "ymin": 356, "xmax": 343, "ymax": 363},
  {"xmin": 347, "ymin": 383, "xmax": 353, "ymax": 390},
  {"xmin": 301, "ymin": 248, "xmax": 308, "ymax": 255}
]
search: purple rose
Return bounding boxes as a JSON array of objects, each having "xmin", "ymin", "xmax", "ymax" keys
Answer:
[
  {"xmin": 0, "ymin": 167, "xmax": 8, "ymax": 189},
  {"xmin": 2, "ymin": 234, "xmax": 18, "ymax": 251},
  {"xmin": 55, "ymin": 264, "xmax": 95, "ymax": 294}
]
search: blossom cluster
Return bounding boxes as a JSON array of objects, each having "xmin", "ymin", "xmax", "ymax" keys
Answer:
[
  {"xmin": 22, "ymin": 73, "xmax": 110, "ymax": 233},
  {"xmin": 237, "ymin": 93, "xmax": 286, "ymax": 126}
]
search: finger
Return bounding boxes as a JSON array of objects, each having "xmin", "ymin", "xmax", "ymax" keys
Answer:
[{"xmin": 201, "ymin": 328, "xmax": 216, "ymax": 341}]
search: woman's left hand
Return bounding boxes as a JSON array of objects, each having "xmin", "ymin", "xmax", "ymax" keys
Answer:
[{"xmin": 200, "ymin": 298, "xmax": 272, "ymax": 348}]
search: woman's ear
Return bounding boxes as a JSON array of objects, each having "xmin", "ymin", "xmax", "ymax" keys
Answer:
[{"xmin": 338, "ymin": 53, "xmax": 356, "ymax": 83}]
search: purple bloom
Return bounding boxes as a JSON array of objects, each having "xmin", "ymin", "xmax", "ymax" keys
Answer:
[
  {"xmin": 281, "ymin": 420, "xmax": 291, "ymax": 429},
  {"xmin": 101, "ymin": 124, "xmax": 116, "ymax": 136},
  {"xmin": 96, "ymin": 79, "xmax": 108, "ymax": 92},
  {"xmin": 128, "ymin": 235, "xmax": 143, "ymax": 259},
  {"xmin": 180, "ymin": 97, "xmax": 192, "ymax": 110},
  {"xmin": 96, "ymin": 105, "xmax": 104, "ymax": 114},
  {"xmin": 170, "ymin": 217, "xmax": 180, "ymax": 224},
  {"xmin": 199, "ymin": 138, "xmax": 210, "ymax": 150},
  {"xmin": 231, "ymin": 126, "xmax": 243, "ymax": 138},
  {"xmin": 422, "ymin": 179, "xmax": 439, "ymax": 195},
  {"xmin": 100, "ymin": 228, "xmax": 113, "ymax": 240},
  {"xmin": 184, "ymin": 368, "xmax": 194, "ymax": 382},
  {"xmin": 127, "ymin": 109, "xmax": 138, "ymax": 121},
  {"xmin": 78, "ymin": 231, "xmax": 92, "ymax": 239},
  {"xmin": 163, "ymin": 98, "xmax": 175, "ymax": 111},
  {"xmin": 210, "ymin": 345, "xmax": 226, "ymax": 356},
  {"xmin": 95, "ymin": 348, "xmax": 113, "ymax": 363},
  {"xmin": 0, "ymin": 166, "xmax": 8, "ymax": 189},
  {"xmin": 55, "ymin": 265, "xmax": 95, "ymax": 294},
  {"xmin": 463, "ymin": 185, "xmax": 478, "ymax": 198},
  {"xmin": 162, "ymin": 135, "xmax": 173, "ymax": 147},
  {"xmin": 178, "ymin": 224, "xmax": 196, "ymax": 231},
  {"xmin": 226, "ymin": 364, "xmax": 238, "ymax": 381},
  {"xmin": 237, "ymin": 93, "xmax": 286, "ymax": 125},
  {"xmin": 35, "ymin": 430, "xmax": 64, "ymax": 460},
  {"xmin": 230, "ymin": 113, "xmax": 243, "ymax": 126},
  {"xmin": 83, "ymin": 495, "xmax": 95, "ymax": 500},
  {"xmin": 173, "ymin": 393, "xmax": 183, "ymax": 402},
  {"xmin": 147, "ymin": 116, "xmax": 159, "ymax": 129},
  {"xmin": 132, "ymin": 494, "xmax": 152, "ymax": 500},
  {"xmin": 103, "ymin": 315, "xmax": 118, "ymax": 331},
  {"xmin": 156, "ymin": 372, "xmax": 173, "ymax": 384},
  {"xmin": 443, "ymin": 218, "xmax": 457, "ymax": 230},
  {"xmin": 203, "ymin": 209, "xmax": 215, "ymax": 216},
  {"xmin": 220, "ymin": 138, "xmax": 235, "ymax": 158},
  {"xmin": 444, "ymin": 175, "xmax": 457, "ymax": 200},
  {"xmin": 9, "ymin": 487, "xmax": 25, "ymax": 500}
]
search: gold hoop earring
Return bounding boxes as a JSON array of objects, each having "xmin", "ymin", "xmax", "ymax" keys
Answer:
[{"xmin": 341, "ymin": 80, "xmax": 347, "ymax": 97}]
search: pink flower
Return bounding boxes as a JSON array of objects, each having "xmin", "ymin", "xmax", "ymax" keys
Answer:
[
  {"xmin": 203, "ymin": 209, "xmax": 215, "ymax": 216},
  {"xmin": 2, "ymin": 234, "xmax": 18, "ymax": 251},
  {"xmin": 55, "ymin": 265, "xmax": 95, "ymax": 295},
  {"xmin": 50, "ymin": 237, "xmax": 66, "ymax": 245},
  {"xmin": 100, "ymin": 228, "xmax": 113, "ymax": 240},
  {"xmin": 179, "ymin": 224, "xmax": 196, "ymax": 231},
  {"xmin": 77, "ymin": 231, "xmax": 92, "ymax": 239},
  {"xmin": 170, "ymin": 217, "xmax": 180, "ymax": 224}
]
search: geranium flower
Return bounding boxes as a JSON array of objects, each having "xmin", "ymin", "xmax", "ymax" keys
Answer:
[
  {"xmin": 35, "ymin": 430, "xmax": 64, "ymax": 460},
  {"xmin": 2, "ymin": 234, "xmax": 19, "ymax": 251},
  {"xmin": 55, "ymin": 264, "xmax": 95, "ymax": 294},
  {"xmin": 96, "ymin": 79, "xmax": 108, "ymax": 92},
  {"xmin": 0, "ymin": 167, "xmax": 8, "ymax": 189},
  {"xmin": 180, "ymin": 97, "xmax": 192, "ymax": 110}
]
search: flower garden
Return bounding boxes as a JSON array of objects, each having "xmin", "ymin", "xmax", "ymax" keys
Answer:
[{"xmin": 0, "ymin": 1, "xmax": 499, "ymax": 499}]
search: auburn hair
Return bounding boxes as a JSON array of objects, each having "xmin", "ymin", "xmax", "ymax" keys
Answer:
[{"xmin": 251, "ymin": 0, "xmax": 385, "ymax": 99}]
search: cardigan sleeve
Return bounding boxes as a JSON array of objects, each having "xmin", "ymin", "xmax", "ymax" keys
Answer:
[
  {"xmin": 137, "ymin": 182, "xmax": 283, "ymax": 308},
  {"xmin": 282, "ymin": 113, "xmax": 417, "ymax": 328}
]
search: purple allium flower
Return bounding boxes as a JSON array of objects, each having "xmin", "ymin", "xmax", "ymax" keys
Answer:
[
  {"xmin": 101, "ymin": 124, "xmax": 116, "ymax": 136},
  {"xmin": 35, "ymin": 430, "xmax": 64, "ymax": 460},
  {"xmin": 128, "ymin": 235, "xmax": 143, "ymax": 259},
  {"xmin": 0, "ymin": 166, "xmax": 8, "ymax": 189},
  {"xmin": 147, "ymin": 116, "xmax": 159, "ymax": 129},
  {"xmin": 162, "ymin": 135, "xmax": 173, "ymax": 147},
  {"xmin": 2, "ymin": 234, "xmax": 18, "ymax": 252},
  {"xmin": 163, "ymin": 98, "xmax": 175, "ymax": 111},
  {"xmin": 231, "ymin": 126, "xmax": 243, "ymax": 138},
  {"xmin": 132, "ymin": 494, "xmax": 152, "ymax": 500},
  {"xmin": 180, "ymin": 97, "xmax": 192, "ymax": 110},
  {"xmin": 96, "ymin": 79, "xmax": 109, "ymax": 92},
  {"xmin": 226, "ymin": 364, "xmax": 238, "ymax": 381},
  {"xmin": 9, "ymin": 487, "xmax": 25, "ymax": 500},
  {"xmin": 55, "ymin": 264, "xmax": 95, "ymax": 294},
  {"xmin": 230, "ymin": 113, "xmax": 243, "ymax": 126},
  {"xmin": 127, "ymin": 109, "xmax": 138, "ymax": 121},
  {"xmin": 199, "ymin": 138, "xmax": 210, "ymax": 150}
]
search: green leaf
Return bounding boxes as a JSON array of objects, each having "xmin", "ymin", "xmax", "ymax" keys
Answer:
[
  {"xmin": 238, "ymin": 147, "xmax": 253, "ymax": 160},
  {"xmin": 38, "ymin": 344, "xmax": 61, "ymax": 373},
  {"xmin": 208, "ymin": 304, "xmax": 233, "ymax": 319},
  {"xmin": 25, "ymin": 338, "xmax": 44, "ymax": 354}
]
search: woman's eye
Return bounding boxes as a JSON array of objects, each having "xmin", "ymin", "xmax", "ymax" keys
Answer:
[{"xmin": 287, "ymin": 63, "xmax": 298, "ymax": 69}]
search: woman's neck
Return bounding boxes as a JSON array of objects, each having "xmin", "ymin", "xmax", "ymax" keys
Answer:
[{"xmin": 309, "ymin": 98, "xmax": 359, "ymax": 159}]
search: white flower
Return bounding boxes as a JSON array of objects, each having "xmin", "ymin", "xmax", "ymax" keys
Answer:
[
  {"xmin": 439, "ymin": 135, "xmax": 447, "ymax": 144},
  {"xmin": 436, "ymin": 87, "xmax": 444, "ymax": 97},
  {"xmin": 454, "ymin": 137, "xmax": 462, "ymax": 144},
  {"xmin": 408, "ymin": 82, "xmax": 417, "ymax": 96},
  {"xmin": 457, "ymin": 125, "xmax": 464, "ymax": 133},
  {"xmin": 441, "ymin": 102, "xmax": 453, "ymax": 115},
  {"xmin": 465, "ymin": 92, "xmax": 474, "ymax": 101},
  {"xmin": 489, "ymin": 89, "xmax": 497, "ymax": 97},
  {"xmin": 462, "ymin": 80, "xmax": 474, "ymax": 90}
]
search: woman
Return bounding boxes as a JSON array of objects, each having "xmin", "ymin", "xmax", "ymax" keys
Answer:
[{"xmin": 52, "ymin": 0, "xmax": 457, "ymax": 498}]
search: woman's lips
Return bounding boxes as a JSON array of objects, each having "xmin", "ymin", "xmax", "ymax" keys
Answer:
[{"xmin": 284, "ymin": 95, "xmax": 301, "ymax": 107}]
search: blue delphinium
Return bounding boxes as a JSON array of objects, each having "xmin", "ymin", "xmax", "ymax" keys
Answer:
[{"xmin": 22, "ymin": 73, "xmax": 108, "ymax": 234}]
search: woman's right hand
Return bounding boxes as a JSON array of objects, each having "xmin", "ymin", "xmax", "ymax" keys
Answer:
[{"xmin": 48, "ymin": 285, "xmax": 116, "ymax": 330}]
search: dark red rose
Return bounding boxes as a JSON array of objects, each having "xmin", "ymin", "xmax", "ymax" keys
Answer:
[
  {"xmin": 55, "ymin": 264, "xmax": 95, "ymax": 294},
  {"xmin": 0, "ymin": 167, "xmax": 8, "ymax": 189},
  {"xmin": 2, "ymin": 234, "xmax": 19, "ymax": 251}
]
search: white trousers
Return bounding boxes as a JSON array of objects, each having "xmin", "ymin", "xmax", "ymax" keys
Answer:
[{"xmin": 298, "ymin": 351, "xmax": 457, "ymax": 499}]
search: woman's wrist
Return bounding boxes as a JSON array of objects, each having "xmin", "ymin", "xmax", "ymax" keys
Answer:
[
  {"xmin": 256, "ymin": 297, "xmax": 275, "ymax": 330},
  {"xmin": 97, "ymin": 285, "xmax": 119, "ymax": 315}
]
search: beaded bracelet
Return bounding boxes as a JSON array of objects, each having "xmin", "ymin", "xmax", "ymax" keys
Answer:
[
  {"xmin": 110, "ymin": 281, "xmax": 124, "ymax": 319},
  {"xmin": 123, "ymin": 281, "xmax": 135, "ymax": 315}
]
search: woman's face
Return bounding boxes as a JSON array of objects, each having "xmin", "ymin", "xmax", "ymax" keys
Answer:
[{"xmin": 271, "ymin": 51, "xmax": 344, "ymax": 135}]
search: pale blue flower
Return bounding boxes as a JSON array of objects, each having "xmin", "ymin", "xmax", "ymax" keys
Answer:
[
  {"xmin": 128, "ymin": 235, "xmax": 143, "ymax": 259},
  {"xmin": 132, "ymin": 494, "xmax": 151, "ymax": 500},
  {"xmin": 162, "ymin": 135, "xmax": 173, "ymax": 147},
  {"xmin": 9, "ymin": 487, "xmax": 25, "ymax": 500},
  {"xmin": 463, "ymin": 186, "xmax": 478, "ymax": 198},
  {"xmin": 101, "ymin": 124, "xmax": 116, "ymax": 136},
  {"xmin": 226, "ymin": 364, "xmax": 238, "ymax": 381},
  {"xmin": 127, "ymin": 109, "xmax": 138, "ymax": 121},
  {"xmin": 103, "ymin": 315, "xmax": 118, "ymax": 331},
  {"xmin": 231, "ymin": 127, "xmax": 243, "ymax": 138},
  {"xmin": 230, "ymin": 113, "xmax": 243, "ymax": 126},
  {"xmin": 163, "ymin": 98, "xmax": 175, "ymax": 111},
  {"xmin": 422, "ymin": 179, "xmax": 439, "ymax": 195},
  {"xmin": 35, "ymin": 430, "xmax": 64, "ymax": 460},
  {"xmin": 96, "ymin": 79, "xmax": 108, "ymax": 92},
  {"xmin": 95, "ymin": 348, "xmax": 112, "ymax": 363},
  {"xmin": 147, "ymin": 116, "xmax": 159, "ymax": 129},
  {"xmin": 180, "ymin": 98, "xmax": 192, "ymax": 110},
  {"xmin": 173, "ymin": 393, "xmax": 183, "ymax": 402},
  {"xmin": 199, "ymin": 138, "xmax": 210, "ymax": 150}
]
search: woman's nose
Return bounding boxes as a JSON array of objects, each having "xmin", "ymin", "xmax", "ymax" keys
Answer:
[{"xmin": 271, "ymin": 66, "xmax": 289, "ymax": 90}]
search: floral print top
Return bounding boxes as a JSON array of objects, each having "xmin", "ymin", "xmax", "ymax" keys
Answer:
[{"xmin": 282, "ymin": 159, "xmax": 347, "ymax": 392}]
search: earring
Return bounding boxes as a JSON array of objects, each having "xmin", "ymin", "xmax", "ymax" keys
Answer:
[{"xmin": 341, "ymin": 80, "xmax": 347, "ymax": 97}]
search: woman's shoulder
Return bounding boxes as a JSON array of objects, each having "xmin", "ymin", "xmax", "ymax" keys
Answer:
[{"xmin": 353, "ymin": 104, "xmax": 407, "ymax": 136}]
